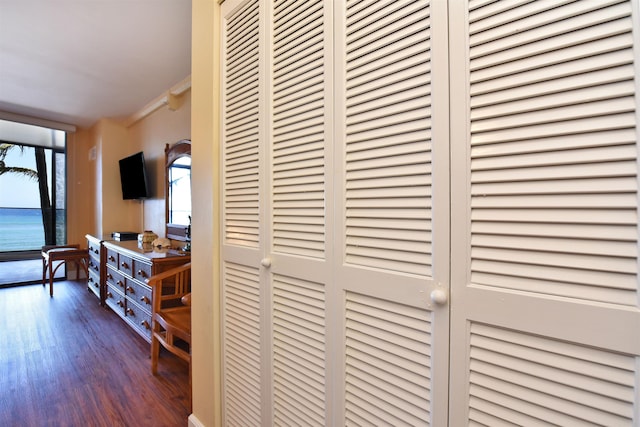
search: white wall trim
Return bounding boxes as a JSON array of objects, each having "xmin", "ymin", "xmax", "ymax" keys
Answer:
[
  {"xmin": 124, "ymin": 75, "xmax": 192, "ymax": 127},
  {"xmin": 188, "ymin": 413, "xmax": 205, "ymax": 427}
]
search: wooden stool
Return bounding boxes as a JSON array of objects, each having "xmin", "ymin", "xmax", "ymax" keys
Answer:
[{"xmin": 41, "ymin": 245, "xmax": 90, "ymax": 297}]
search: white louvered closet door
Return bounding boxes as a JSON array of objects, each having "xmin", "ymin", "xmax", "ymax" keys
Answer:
[
  {"xmin": 334, "ymin": 0, "xmax": 450, "ymax": 425},
  {"xmin": 268, "ymin": 0, "xmax": 334, "ymax": 425},
  {"xmin": 221, "ymin": 0, "xmax": 450, "ymax": 425},
  {"xmin": 222, "ymin": 0, "xmax": 335, "ymax": 425},
  {"xmin": 449, "ymin": 1, "xmax": 640, "ymax": 425},
  {"xmin": 221, "ymin": 0, "xmax": 265, "ymax": 425}
]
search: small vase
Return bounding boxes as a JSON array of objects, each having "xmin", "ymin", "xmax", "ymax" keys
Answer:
[{"xmin": 139, "ymin": 230, "xmax": 158, "ymax": 244}]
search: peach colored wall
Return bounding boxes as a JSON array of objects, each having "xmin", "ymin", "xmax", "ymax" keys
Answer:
[
  {"xmin": 65, "ymin": 128, "xmax": 95, "ymax": 245},
  {"xmin": 97, "ymin": 118, "xmax": 141, "ymax": 236},
  {"xmin": 127, "ymin": 90, "xmax": 191, "ymax": 238},
  {"xmin": 67, "ymin": 91, "xmax": 190, "ymax": 245}
]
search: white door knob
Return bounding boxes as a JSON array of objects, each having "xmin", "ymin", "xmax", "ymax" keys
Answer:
[
  {"xmin": 261, "ymin": 258, "xmax": 272, "ymax": 268},
  {"xmin": 430, "ymin": 289, "xmax": 447, "ymax": 305}
]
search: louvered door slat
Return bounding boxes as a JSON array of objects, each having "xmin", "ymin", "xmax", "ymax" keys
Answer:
[
  {"xmin": 472, "ymin": 128, "xmax": 636, "ymax": 156},
  {"xmin": 472, "ymin": 145, "xmax": 636, "ymax": 171},
  {"xmin": 472, "ymin": 233, "xmax": 636, "ymax": 258},
  {"xmin": 471, "ymin": 221, "xmax": 634, "ymax": 241},
  {"xmin": 479, "ymin": 177, "xmax": 633, "ymax": 198},
  {"xmin": 472, "ymin": 193, "xmax": 636, "ymax": 209}
]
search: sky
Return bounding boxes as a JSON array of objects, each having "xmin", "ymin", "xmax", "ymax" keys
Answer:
[{"xmin": 0, "ymin": 146, "xmax": 42, "ymax": 208}]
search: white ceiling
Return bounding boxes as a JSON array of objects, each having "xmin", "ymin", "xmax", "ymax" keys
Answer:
[{"xmin": 0, "ymin": 0, "xmax": 191, "ymax": 128}]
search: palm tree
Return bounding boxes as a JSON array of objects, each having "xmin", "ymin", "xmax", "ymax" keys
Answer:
[
  {"xmin": 0, "ymin": 143, "xmax": 55, "ymax": 245},
  {"xmin": 0, "ymin": 143, "xmax": 38, "ymax": 179}
]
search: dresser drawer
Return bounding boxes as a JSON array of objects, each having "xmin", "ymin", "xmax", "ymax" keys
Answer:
[
  {"xmin": 88, "ymin": 240, "xmax": 101, "ymax": 257},
  {"xmin": 105, "ymin": 285, "xmax": 125, "ymax": 316},
  {"xmin": 132, "ymin": 259, "xmax": 152, "ymax": 282},
  {"xmin": 118, "ymin": 254, "xmax": 133, "ymax": 276},
  {"xmin": 125, "ymin": 280, "xmax": 152, "ymax": 311},
  {"xmin": 89, "ymin": 247, "xmax": 100, "ymax": 264},
  {"xmin": 106, "ymin": 248, "xmax": 118, "ymax": 268},
  {"xmin": 88, "ymin": 270, "xmax": 100, "ymax": 294},
  {"xmin": 125, "ymin": 299, "xmax": 152, "ymax": 340},
  {"xmin": 105, "ymin": 282, "xmax": 124, "ymax": 299},
  {"xmin": 88, "ymin": 256, "xmax": 100, "ymax": 275},
  {"xmin": 106, "ymin": 267, "xmax": 126, "ymax": 293}
]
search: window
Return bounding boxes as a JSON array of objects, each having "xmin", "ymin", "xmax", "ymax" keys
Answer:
[{"xmin": 0, "ymin": 120, "xmax": 67, "ymax": 258}]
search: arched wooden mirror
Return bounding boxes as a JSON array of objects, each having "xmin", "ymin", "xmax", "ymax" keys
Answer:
[{"xmin": 165, "ymin": 139, "xmax": 191, "ymax": 243}]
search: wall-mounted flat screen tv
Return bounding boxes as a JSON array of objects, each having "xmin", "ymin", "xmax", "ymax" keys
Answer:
[{"xmin": 119, "ymin": 151, "xmax": 150, "ymax": 200}]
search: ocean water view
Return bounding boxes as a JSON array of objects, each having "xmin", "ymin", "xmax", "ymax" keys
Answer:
[{"xmin": 0, "ymin": 207, "xmax": 65, "ymax": 252}]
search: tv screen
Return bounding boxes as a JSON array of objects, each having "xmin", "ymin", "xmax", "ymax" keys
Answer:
[{"xmin": 119, "ymin": 151, "xmax": 150, "ymax": 200}]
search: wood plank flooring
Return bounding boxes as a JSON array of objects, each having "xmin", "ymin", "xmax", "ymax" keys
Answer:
[{"xmin": 0, "ymin": 280, "xmax": 190, "ymax": 427}]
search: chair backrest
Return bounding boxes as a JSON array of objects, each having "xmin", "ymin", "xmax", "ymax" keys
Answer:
[{"xmin": 146, "ymin": 262, "xmax": 191, "ymax": 313}]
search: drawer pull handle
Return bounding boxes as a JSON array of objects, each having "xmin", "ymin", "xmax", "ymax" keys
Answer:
[
  {"xmin": 126, "ymin": 308, "xmax": 134, "ymax": 315},
  {"xmin": 106, "ymin": 292, "xmax": 113, "ymax": 298},
  {"xmin": 140, "ymin": 320, "xmax": 150, "ymax": 329},
  {"xmin": 93, "ymin": 282, "xmax": 99, "ymax": 288},
  {"xmin": 117, "ymin": 300, "xmax": 124, "ymax": 307},
  {"xmin": 117, "ymin": 280, "xmax": 124, "ymax": 288},
  {"xmin": 126, "ymin": 286, "xmax": 135, "ymax": 294},
  {"xmin": 121, "ymin": 262, "xmax": 129, "ymax": 269},
  {"xmin": 107, "ymin": 273, "xmax": 113, "ymax": 280},
  {"xmin": 88, "ymin": 277, "xmax": 93, "ymax": 283},
  {"xmin": 108, "ymin": 255, "xmax": 115, "ymax": 262},
  {"xmin": 93, "ymin": 248, "xmax": 99, "ymax": 254},
  {"xmin": 140, "ymin": 296, "xmax": 150, "ymax": 305},
  {"xmin": 137, "ymin": 269, "xmax": 148, "ymax": 278}
]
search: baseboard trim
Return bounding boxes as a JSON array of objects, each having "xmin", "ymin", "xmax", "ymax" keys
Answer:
[{"xmin": 188, "ymin": 413, "xmax": 205, "ymax": 427}]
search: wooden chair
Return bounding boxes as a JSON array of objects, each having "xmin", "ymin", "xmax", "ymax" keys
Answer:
[
  {"xmin": 41, "ymin": 244, "xmax": 89, "ymax": 297},
  {"xmin": 146, "ymin": 262, "xmax": 191, "ymax": 389}
]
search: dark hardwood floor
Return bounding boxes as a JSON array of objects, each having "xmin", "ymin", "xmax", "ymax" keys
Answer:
[{"xmin": 0, "ymin": 279, "xmax": 190, "ymax": 427}]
